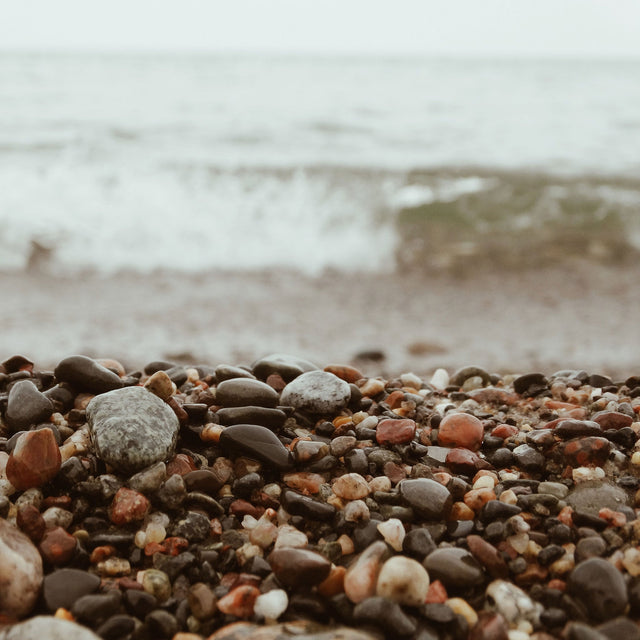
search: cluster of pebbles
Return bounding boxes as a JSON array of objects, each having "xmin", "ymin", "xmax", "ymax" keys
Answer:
[{"xmin": 2, "ymin": 355, "xmax": 640, "ymax": 640}]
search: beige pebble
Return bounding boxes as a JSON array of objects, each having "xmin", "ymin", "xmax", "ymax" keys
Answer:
[
  {"xmin": 376, "ymin": 518, "xmax": 405, "ymax": 551},
  {"xmin": 368, "ymin": 476, "xmax": 392, "ymax": 493},
  {"xmin": 144, "ymin": 370, "xmax": 175, "ymax": 401},
  {"xmin": 200, "ymin": 423, "xmax": 224, "ymax": 442},
  {"xmin": 400, "ymin": 372, "xmax": 422, "ymax": 390},
  {"xmin": 473, "ymin": 475, "xmax": 496, "ymax": 490},
  {"xmin": 344, "ymin": 499, "xmax": 370, "ymax": 522},
  {"xmin": 623, "ymin": 548, "xmax": 640, "ymax": 577},
  {"xmin": 446, "ymin": 597, "xmax": 478, "ymax": 627},
  {"xmin": 274, "ymin": 524, "xmax": 308, "ymax": 549},
  {"xmin": 376, "ymin": 555, "xmax": 430, "ymax": 606},
  {"xmin": 337, "ymin": 534, "xmax": 355, "ymax": 555},
  {"xmin": 97, "ymin": 557, "xmax": 131, "ymax": 576},
  {"xmin": 499, "ymin": 489, "xmax": 518, "ymax": 505},
  {"xmin": 359, "ymin": 378, "xmax": 386, "ymax": 397},
  {"xmin": 333, "ymin": 473, "xmax": 371, "ymax": 500},
  {"xmin": 344, "ymin": 541, "xmax": 388, "ymax": 603},
  {"xmin": 572, "ymin": 466, "xmax": 605, "ymax": 483}
]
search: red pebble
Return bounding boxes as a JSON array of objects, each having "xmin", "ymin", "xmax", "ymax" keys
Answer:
[
  {"xmin": 90, "ymin": 545, "xmax": 117, "ymax": 563},
  {"xmin": 425, "ymin": 580, "xmax": 448, "ymax": 603},
  {"xmin": 593, "ymin": 411, "xmax": 633, "ymax": 430},
  {"xmin": 446, "ymin": 448, "xmax": 493, "ymax": 475},
  {"xmin": 217, "ymin": 585, "xmax": 260, "ymax": 618},
  {"xmin": 438, "ymin": 413, "xmax": 484, "ymax": 451},
  {"xmin": 166, "ymin": 453, "xmax": 197, "ymax": 476},
  {"xmin": 491, "ymin": 424, "xmax": 519, "ymax": 439},
  {"xmin": 562, "ymin": 437, "xmax": 610, "ymax": 467},
  {"xmin": 229, "ymin": 499, "xmax": 264, "ymax": 519},
  {"xmin": 265, "ymin": 373, "xmax": 287, "ymax": 392},
  {"xmin": 599, "ymin": 508, "xmax": 626, "ymax": 527},
  {"xmin": 376, "ymin": 418, "xmax": 416, "ymax": 445},
  {"xmin": 42, "ymin": 495, "xmax": 73, "ymax": 510},
  {"xmin": 161, "ymin": 537, "xmax": 189, "ymax": 556},
  {"xmin": 39, "ymin": 526, "xmax": 77, "ymax": 565},
  {"xmin": 144, "ymin": 542, "xmax": 165, "ymax": 557},
  {"xmin": 109, "ymin": 487, "xmax": 150, "ymax": 525},
  {"xmin": 6, "ymin": 428, "xmax": 61, "ymax": 490},
  {"xmin": 324, "ymin": 364, "xmax": 364, "ymax": 384},
  {"xmin": 16, "ymin": 504, "xmax": 45, "ymax": 543}
]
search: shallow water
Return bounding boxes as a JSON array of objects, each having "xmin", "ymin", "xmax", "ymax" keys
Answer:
[{"xmin": 1, "ymin": 52, "xmax": 639, "ymax": 273}]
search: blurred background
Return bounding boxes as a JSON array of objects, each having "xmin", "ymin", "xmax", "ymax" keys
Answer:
[{"xmin": 1, "ymin": 1, "xmax": 639, "ymax": 376}]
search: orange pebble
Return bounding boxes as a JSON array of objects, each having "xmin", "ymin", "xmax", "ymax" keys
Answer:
[
  {"xmin": 317, "ymin": 565, "xmax": 346, "ymax": 597},
  {"xmin": 54, "ymin": 608, "xmax": 74, "ymax": 621},
  {"xmin": 463, "ymin": 488, "xmax": 496, "ymax": 511},
  {"xmin": 449, "ymin": 501, "xmax": 476, "ymax": 520},
  {"xmin": 557, "ymin": 506, "xmax": 574, "ymax": 526},
  {"xmin": 599, "ymin": 508, "xmax": 626, "ymax": 527},
  {"xmin": 90, "ymin": 545, "xmax": 117, "ymax": 564},
  {"xmin": 425, "ymin": 580, "xmax": 448, "ymax": 603}
]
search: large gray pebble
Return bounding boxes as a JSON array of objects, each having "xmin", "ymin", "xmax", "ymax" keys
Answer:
[
  {"xmin": 0, "ymin": 616, "xmax": 100, "ymax": 640},
  {"xmin": 280, "ymin": 370, "xmax": 350, "ymax": 414},
  {"xmin": 87, "ymin": 386, "xmax": 179, "ymax": 474}
]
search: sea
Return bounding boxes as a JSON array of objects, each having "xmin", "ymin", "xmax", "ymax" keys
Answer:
[{"xmin": 1, "ymin": 52, "xmax": 639, "ymax": 274}]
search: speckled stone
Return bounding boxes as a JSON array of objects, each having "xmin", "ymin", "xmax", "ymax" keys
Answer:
[
  {"xmin": 54, "ymin": 355, "xmax": 123, "ymax": 394},
  {"xmin": 0, "ymin": 519, "xmax": 43, "ymax": 618},
  {"xmin": 280, "ymin": 370, "xmax": 351, "ymax": 414},
  {"xmin": 87, "ymin": 386, "xmax": 180, "ymax": 474},
  {"xmin": 0, "ymin": 616, "xmax": 100, "ymax": 640},
  {"xmin": 5, "ymin": 380, "xmax": 54, "ymax": 432},
  {"xmin": 109, "ymin": 487, "xmax": 150, "ymax": 524}
]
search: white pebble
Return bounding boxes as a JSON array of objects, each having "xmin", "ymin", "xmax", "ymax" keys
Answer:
[
  {"xmin": 254, "ymin": 588, "xmax": 288, "ymax": 621},
  {"xmin": 430, "ymin": 368, "xmax": 449, "ymax": 390},
  {"xmin": 400, "ymin": 372, "xmax": 422, "ymax": 390},
  {"xmin": 572, "ymin": 466, "xmax": 605, "ymax": 483},
  {"xmin": 274, "ymin": 524, "xmax": 308, "ymax": 549}
]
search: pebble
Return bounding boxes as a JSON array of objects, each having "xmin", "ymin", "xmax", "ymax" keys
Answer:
[
  {"xmin": 216, "ymin": 406, "xmax": 287, "ymax": 429},
  {"xmin": 565, "ymin": 481, "xmax": 629, "ymax": 515},
  {"xmin": 353, "ymin": 596, "xmax": 417, "ymax": 636},
  {"xmin": 377, "ymin": 518, "xmax": 405, "ymax": 551},
  {"xmin": 344, "ymin": 540, "xmax": 388, "ymax": 603},
  {"xmin": 253, "ymin": 588, "xmax": 288, "ymax": 621},
  {"xmin": 0, "ymin": 519, "xmax": 43, "ymax": 618},
  {"xmin": 87, "ymin": 386, "xmax": 179, "ymax": 473},
  {"xmin": 438, "ymin": 412, "xmax": 484, "ymax": 451},
  {"xmin": 39, "ymin": 526, "xmax": 77, "ymax": 565},
  {"xmin": 219, "ymin": 424, "xmax": 293, "ymax": 470},
  {"xmin": 399, "ymin": 478, "xmax": 453, "ymax": 519},
  {"xmin": 6, "ymin": 428, "xmax": 61, "ymax": 491},
  {"xmin": 217, "ymin": 585, "xmax": 260, "ymax": 618},
  {"xmin": 376, "ymin": 555, "xmax": 430, "ymax": 606},
  {"xmin": 567, "ymin": 557, "xmax": 629, "ymax": 622},
  {"xmin": 215, "ymin": 378, "xmax": 279, "ymax": 408},
  {"xmin": 251, "ymin": 353, "xmax": 318, "ymax": 381},
  {"xmin": 42, "ymin": 568, "xmax": 101, "ymax": 611},
  {"xmin": 424, "ymin": 547, "xmax": 485, "ymax": 588},
  {"xmin": 0, "ymin": 616, "xmax": 100, "ymax": 640},
  {"xmin": 332, "ymin": 473, "xmax": 371, "ymax": 500},
  {"xmin": 376, "ymin": 418, "xmax": 416, "ymax": 445},
  {"xmin": 485, "ymin": 580, "xmax": 543, "ymax": 627},
  {"xmin": 280, "ymin": 370, "xmax": 351, "ymax": 414},
  {"xmin": 5, "ymin": 380, "xmax": 54, "ymax": 431},
  {"xmin": 143, "ymin": 370, "xmax": 175, "ymax": 400},
  {"xmin": 109, "ymin": 487, "xmax": 150, "ymax": 524},
  {"xmin": 268, "ymin": 547, "xmax": 332, "ymax": 587},
  {"xmin": 54, "ymin": 355, "xmax": 123, "ymax": 394}
]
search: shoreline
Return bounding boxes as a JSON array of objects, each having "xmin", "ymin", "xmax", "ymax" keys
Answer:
[{"xmin": 3, "ymin": 260, "xmax": 640, "ymax": 378}]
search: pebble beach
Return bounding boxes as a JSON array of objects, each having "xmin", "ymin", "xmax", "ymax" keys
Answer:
[{"xmin": 2, "ymin": 351, "xmax": 640, "ymax": 640}]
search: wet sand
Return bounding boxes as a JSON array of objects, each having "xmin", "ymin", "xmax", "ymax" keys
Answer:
[{"xmin": 2, "ymin": 261, "xmax": 639, "ymax": 378}]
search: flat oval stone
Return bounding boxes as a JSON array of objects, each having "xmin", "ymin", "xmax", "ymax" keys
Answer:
[
  {"xmin": 5, "ymin": 380, "xmax": 54, "ymax": 432},
  {"xmin": 268, "ymin": 548, "xmax": 332, "ymax": 587},
  {"xmin": 424, "ymin": 547, "xmax": 485, "ymax": 588},
  {"xmin": 55, "ymin": 355, "xmax": 123, "ymax": 394},
  {"xmin": 87, "ymin": 386, "xmax": 180, "ymax": 474},
  {"xmin": 214, "ymin": 364, "xmax": 256, "ymax": 382},
  {"xmin": 281, "ymin": 490, "xmax": 336, "ymax": 521},
  {"xmin": 216, "ymin": 406, "xmax": 287, "ymax": 429},
  {"xmin": 215, "ymin": 379, "xmax": 279, "ymax": 408},
  {"xmin": 376, "ymin": 418, "xmax": 416, "ymax": 445},
  {"xmin": 280, "ymin": 371, "xmax": 351, "ymax": 415},
  {"xmin": 591, "ymin": 411, "xmax": 633, "ymax": 430},
  {"xmin": 399, "ymin": 478, "xmax": 452, "ymax": 520},
  {"xmin": 0, "ymin": 616, "xmax": 100, "ymax": 640},
  {"xmin": 220, "ymin": 424, "xmax": 292, "ymax": 470},
  {"xmin": 6, "ymin": 428, "xmax": 61, "ymax": 491},
  {"xmin": 42, "ymin": 569, "xmax": 101, "ymax": 611},
  {"xmin": 565, "ymin": 481, "xmax": 630, "ymax": 516},
  {"xmin": 567, "ymin": 558, "xmax": 628, "ymax": 622},
  {"xmin": 0, "ymin": 519, "xmax": 43, "ymax": 618},
  {"xmin": 252, "ymin": 353, "xmax": 318, "ymax": 382}
]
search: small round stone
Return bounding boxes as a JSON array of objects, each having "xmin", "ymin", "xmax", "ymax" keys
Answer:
[
  {"xmin": 424, "ymin": 547, "xmax": 484, "ymax": 588},
  {"xmin": 399, "ymin": 478, "xmax": 453, "ymax": 520},
  {"xmin": 109, "ymin": 487, "xmax": 150, "ymax": 525},
  {"xmin": 376, "ymin": 555, "xmax": 430, "ymax": 606},
  {"xmin": 215, "ymin": 378, "xmax": 279, "ymax": 408},
  {"xmin": 144, "ymin": 370, "xmax": 175, "ymax": 401},
  {"xmin": 280, "ymin": 371, "xmax": 351, "ymax": 414},
  {"xmin": 5, "ymin": 380, "xmax": 54, "ymax": 432},
  {"xmin": 438, "ymin": 412, "xmax": 484, "ymax": 451},
  {"xmin": 376, "ymin": 418, "xmax": 416, "ymax": 445},
  {"xmin": 6, "ymin": 428, "xmax": 61, "ymax": 491},
  {"xmin": 254, "ymin": 589, "xmax": 288, "ymax": 621},
  {"xmin": 332, "ymin": 473, "xmax": 371, "ymax": 500},
  {"xmin": 268, "ymin": 548, "xmax": 332, "ymax": 588}
]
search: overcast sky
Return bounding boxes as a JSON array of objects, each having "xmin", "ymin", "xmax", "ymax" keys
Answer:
[{"xmin": 2, "ymin": 0, "xmax": 639, "ymax": 57}]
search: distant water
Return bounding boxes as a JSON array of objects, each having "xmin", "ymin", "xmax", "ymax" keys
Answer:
[{"xmin": 1, "ymin": 52, "xmax": 640, "ymax": 273}]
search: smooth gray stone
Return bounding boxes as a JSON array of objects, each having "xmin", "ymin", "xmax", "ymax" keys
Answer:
[
  {"xmin": 280, "ymin": 370, "xmax": 350, "ymax": 414},
  {"xmin": 0, "ymin": 617, "xmax": 100, "ymax": 640},
  {"xmin": 424, "ymin": 547, "xmax": 485, "ymax": 588},
  {"xmin": 5, "ymin": 379, "xmax": 54, "ymax": 431},
  {"xmin": 54, "ymin": 355, "xmax": 123, "ymax": 394},
  {"xmin": 215, "ymin": 378, "xmax": 279, "ymax": 408},
  {"xmin": 87, "ymin": 386, "xmax": 179, "ymax": 474},
  {"xmin": 252, "ymin": 353, "xmax": 318, "ymax": 382},
  {"xmin": 399, "ymin": 478, "xmax": 452, "ymax": 520},
  {"xmin": 219, "ymin": 423, "xmax": 293, "ymax": 470},
  {"xmin": 567, "ymin": 557, "xmax": 628, "ymax": 622},
  {"xmin": 42, "ymin": 568, "xmax": 101, "ymax": 611},
  {"xmin": 216, "ymin": 406, "xmax": 287, "ymax": 429},
  {"xmin": 565, "ymin": 481, "xmax": 630, "ymax": 516}
]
